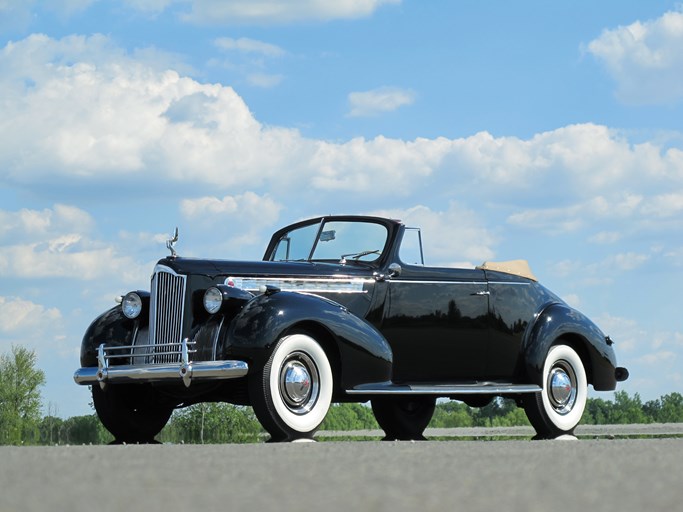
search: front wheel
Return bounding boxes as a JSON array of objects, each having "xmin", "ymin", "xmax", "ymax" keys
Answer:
[
  {"xmin": 371, "ymin": 396, "xmax": 436, "ymax": 440},
  {"xmin": 523, "ymin": 344, "xmax": 588, "ymax": 439},
  {"xmin": 249, "ymin": 332, "xmax": 333, "ymax": 442},
  {"xmin": 92, "ymin": 384, "xmax": 174, "ymax": 443}
]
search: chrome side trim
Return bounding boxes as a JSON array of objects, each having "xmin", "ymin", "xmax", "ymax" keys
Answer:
[
  {"xmin": 389, "ymin": 280, "xmax": 530, "ymax": 286},
  {"xmin": 227, "ymin": 276, "xmax": 371, "ymax": 294},
  {"xmin": 345, "ymin": 382, "xmax": 541, "ymax": 395},
  {"xmin": 487, "ymin": 281, "xmax": 532, "ymax": 286},
  {"xmin": 390, "ymin": 280, "xmax": 486, "ymax": 286}
]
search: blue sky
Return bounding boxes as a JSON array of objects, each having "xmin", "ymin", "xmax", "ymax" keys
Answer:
[{"xmin": 1, "ymin": 0, "xmax": 682, "ymax": 418}]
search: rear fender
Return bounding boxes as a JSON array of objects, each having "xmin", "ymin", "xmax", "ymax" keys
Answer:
[
  {"xmin": 523, "ymin": 302, "xmax": 618, "ymax": 390},
  {"xmin": 225, "ymin": 291, "xmax": 393, "ymax": 389}
]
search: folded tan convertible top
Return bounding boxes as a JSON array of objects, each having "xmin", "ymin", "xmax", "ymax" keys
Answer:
[{"xmin": 476, "ymin": 259, "xmax": 538, "ymax": 282}]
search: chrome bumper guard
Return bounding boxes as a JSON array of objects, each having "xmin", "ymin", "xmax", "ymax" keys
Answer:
[{"xmin": 73, "ymin": 339, "xmax": 248, "ymax": 388}]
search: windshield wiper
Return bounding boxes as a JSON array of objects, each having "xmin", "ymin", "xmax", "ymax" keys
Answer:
[{"xmin": 340, "ymin": 250, "xmax": 380, "ymax": 264}]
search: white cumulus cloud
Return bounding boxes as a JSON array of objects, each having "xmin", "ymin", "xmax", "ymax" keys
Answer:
[
  {"xmin": 0, "ymin": 204, "xmax": 148, "ymax": 283},
  {"xmin": 214, "ymin": 37, "xmax": 285, "ymax": 57},
  {"xmin": 0, "ymin": 295, "xmax": 64, "ymax": 356},
  {"xmin": 2, "ymin": 34, "xmax": 683, "ymax": 227},
  {"xmin": 180, "ymin": 0, "xmax": 400, "ymax": 24},
  {"xmin": 507, "ymin": 194, "xmax": 644, "ymax": 234},
  {"xmin": 309, "ymin": 135, "xmax": 449, "ymax": 192},
  {"xmin": 587, "ymin": 9, "xmax": 683, "ymax": 104},
  {"xmin": 0, "ymin": 296, "xmax": 61, "ymax": 334},
  {"xmin": 0, "ymin": 35, "xmax": 683, "ymax": 256},
  {"xmin": 0, "ymin": 34, "xmax": 303, "ymax": 189},
  {"xmin": 347, "ymin": 86, "xmax": 416, "ymax": 117},
  {"xmin": 367, "ymin": 204, "xmax": 497, "ymax": 266},
  {"xmin": 180, "ymin": 192, "xmax": 283, "ymax": 256},
  {"xmin": 0, "ymin": 204, "xmax": 94, "ymax": 242},
  {"xmin": 181, "ymin": 191, "xmax": 281, "ymax": 219}
]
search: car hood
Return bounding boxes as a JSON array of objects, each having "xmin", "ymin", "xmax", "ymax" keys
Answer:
[{"xmin": 156, "ymin": 257, "xmax": 376, "ymax": 280}]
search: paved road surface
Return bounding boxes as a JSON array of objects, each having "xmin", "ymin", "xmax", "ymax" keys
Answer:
[
  {"xmin": 1, "ymin": 435, "xmax": 681, "ymax": 512},
  {"xmin": 318, "ymin": 422, "xmax": 683, "ymax": 438}
]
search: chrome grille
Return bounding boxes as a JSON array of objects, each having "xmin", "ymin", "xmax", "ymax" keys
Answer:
[{"xmin": 149, "ymin": 265, "xmax": 187, "ymax": 364}]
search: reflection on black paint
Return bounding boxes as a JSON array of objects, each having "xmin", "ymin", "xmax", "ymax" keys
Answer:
[{"xmin": 383, "ymin": 279, "xmax": 490, "ymax": 382}]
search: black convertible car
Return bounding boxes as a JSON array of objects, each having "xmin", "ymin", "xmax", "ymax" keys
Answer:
[{"xmin": 74, "ymin": 215, "xmax": 628, "ymax": 442}]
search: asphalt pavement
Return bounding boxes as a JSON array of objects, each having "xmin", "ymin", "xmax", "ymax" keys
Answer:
[{"xmin": 1, "ymin": 431, "xmax": 681, "ymax": 512}]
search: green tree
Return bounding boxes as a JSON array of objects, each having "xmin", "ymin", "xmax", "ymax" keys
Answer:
[
  {"xmin": 160, "ymin": 403, "xmax": 262, "ymax": 444},
  {"xmin": 62, "ymin": 415, "xmax": 114, "ymax": 445},
  {"xmin": 644, "ymin": 393, "xmax": 683, "ymax": 423},
  {"xmin": 608, "ymin": 391, "xmax": 649, "ymax": 424},
  {"xmin": 429, "ymin": 401, "xmax": 474, "ymax": 428},
  {"xmin": 582, "ymin": 397, "xmax": 611, "ymax": 425},
  {"xmin": 38, "ymin": 415, "xmax": 65, "ymax": 445},
  {"xmin": 488, "ymin": 406, "xmax": 530, "ymax": 427},
  {"xmin": 471, "ymin": 398, "xmax": 526, "ymax": 427},
  {"xmin": 320, "ymin": 403, "xmax": 380, "ymax": 431},
  {"xmin": 0, "ymin": 346, "xmax": 46, "ymax": 445}
]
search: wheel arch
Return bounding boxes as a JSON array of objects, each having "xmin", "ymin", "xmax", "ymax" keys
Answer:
[
  {"xmin": 227, "ymin": 291, "xmax": 393, "ymax": 390},
  {"xmin": 552, "ymin": 333, "xmax": 593, "ymax": 387},
  {"xmin": 523, "ymin": 302, "xmax": 618, "ymax": 390},
  {"xmin": 80, "ymin": 307, "xmax": 139, "ymax": 367},
  {"xmin": 281, "ymin": 320, "xmax": 344, "ymax": 399}
]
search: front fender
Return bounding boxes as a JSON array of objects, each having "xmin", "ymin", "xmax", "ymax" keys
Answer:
[
  {"xmin": 79, "ymin": 306, "xmax": 140, "ymax": 367},
  {"xmin": 523, "ymin": 302, "xmax": 618, "ymax": 390},
  {"xmin": 224, "ymin": 291, "xmax": 393, "ymax": 389}
]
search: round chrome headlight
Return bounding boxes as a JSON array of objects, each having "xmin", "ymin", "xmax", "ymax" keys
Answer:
[
  {"xmin": 121, "ymin": 292, "xmax": 143, "ymax": 319},
  {"xmin": 203, "ymin": 287, "xmax": 224, "ymax": 314}
]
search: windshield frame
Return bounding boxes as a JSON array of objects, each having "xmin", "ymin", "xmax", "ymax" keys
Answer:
[{"xmin": 264, "ymin": 216, "xmax": 400, "ymax": 267}]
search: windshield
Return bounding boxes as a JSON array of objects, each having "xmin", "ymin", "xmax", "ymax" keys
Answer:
[{"xmin": 271, "ymin": 220, "xmax": 388, "ymax": 264}]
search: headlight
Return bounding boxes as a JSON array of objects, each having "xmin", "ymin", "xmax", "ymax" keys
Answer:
[
  {"xmin": 122, "ymin": 292, "xmax": 143, "ymax": 319},
  {"xmin": 203, "ymin": 287, "xmax": 224, "ymax": 314}
]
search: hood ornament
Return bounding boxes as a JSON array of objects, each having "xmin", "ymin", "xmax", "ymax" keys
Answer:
[{"xmin": 166, "ymin": 227, "xmax": 179, "ymax": 258}]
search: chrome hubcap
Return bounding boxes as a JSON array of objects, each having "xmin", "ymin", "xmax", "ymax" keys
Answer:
[
  {"xmin": 547, "ymin": 362, "xmax": 577, "ymax": 415},
  {"xmin": 283, "ymin": 362, "xmax": 311, "ymax": 404},
  {"xmin": 279, "ymin": 352, "xmax": 319, "ymax": 415}
]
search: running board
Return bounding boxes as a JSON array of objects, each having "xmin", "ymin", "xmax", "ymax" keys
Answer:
[{"xmin": 346, "ymin": 382, "xmax": 541, "ymax": 396}]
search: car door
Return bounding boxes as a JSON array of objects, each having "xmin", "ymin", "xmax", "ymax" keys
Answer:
[{"xmin": 380, "ymin": 266, "xmax": 491, "ymax": 382}]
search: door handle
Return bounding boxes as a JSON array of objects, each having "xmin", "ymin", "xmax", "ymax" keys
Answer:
[{"xmin": 472, "ymin": 290, "xmax": 490, "ymax": 296}]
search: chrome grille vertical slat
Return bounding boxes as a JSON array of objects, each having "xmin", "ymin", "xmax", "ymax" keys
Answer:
[{"xmin": 149, "ymin": 265, "xmax": 187, "ymax": 364}]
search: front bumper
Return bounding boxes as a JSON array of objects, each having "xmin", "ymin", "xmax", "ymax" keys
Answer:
[{"xmin": 74, "ymin": 340, "xmax": 249, "ymax": 388}]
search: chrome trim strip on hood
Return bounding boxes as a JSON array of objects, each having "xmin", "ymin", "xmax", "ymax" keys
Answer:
[{"xmin": 226, "ymin": 276, "xmax": 371, "ymax": 294}]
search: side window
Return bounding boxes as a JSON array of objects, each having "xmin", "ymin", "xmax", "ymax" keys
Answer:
[{"xmin": 399, "ymin": 227, "xmax": 424, "ymax": 265}]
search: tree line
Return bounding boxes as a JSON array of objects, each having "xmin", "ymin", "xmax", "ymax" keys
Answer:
[{"xmin": 1, "ymin": 345, "xmax": 682, "ymax": 445}]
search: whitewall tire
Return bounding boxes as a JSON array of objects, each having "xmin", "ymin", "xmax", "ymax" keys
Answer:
[
  {"xmin": 249, "ymin": 332, "xmax": 333, "ymax": 441},
  {"xmin": 523, "ymin": 344, "xmax": 588, "ymax": 438}
]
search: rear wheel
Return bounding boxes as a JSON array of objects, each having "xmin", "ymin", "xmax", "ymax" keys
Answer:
[
  {"xmin": 523, "ymin": 344, "xmax": 587, "ymax": 439},
  {"xmin": 249, "ymin": 332, "xmax": 333, "ymax": 442},
  {"xmin": 371, "ymin": 396, "xmax": 436, "ymax": 440},
  {"xmin": 92, "ymin": 384, "xmax": 174, "ymax": 443}
]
